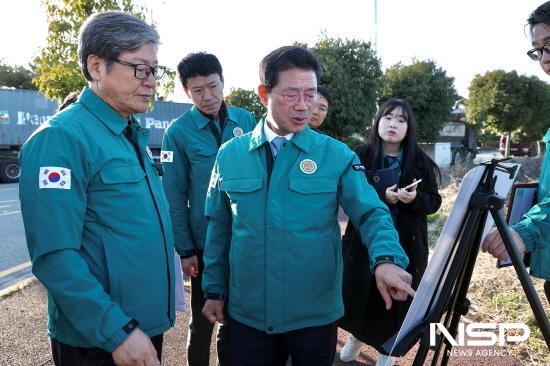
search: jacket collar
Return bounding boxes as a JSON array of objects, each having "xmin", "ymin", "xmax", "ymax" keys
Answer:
[
  {"xmin": 249, "ymin": 116, "xmax": 311, "ymax": 153},
  {"xmin": 191, "ymin": 102, "xmax": 241, "ymax": 130},
  {"xmin": 78, "ymin": 87, "xmax": 129, "ymax": 135},
  {"xmin": 544, "ymin": 128, "xmax": 550, "ymax": 143}
]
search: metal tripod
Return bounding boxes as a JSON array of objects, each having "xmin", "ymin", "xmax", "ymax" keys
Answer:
[{"xmin": 411, "ymin": 159, "xmax": 550, "ymax": 365}]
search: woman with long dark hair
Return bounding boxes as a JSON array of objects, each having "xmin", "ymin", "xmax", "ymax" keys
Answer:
[{"xmin": 339, "ymin": 98, "xmax": 442, "ymax": 365}]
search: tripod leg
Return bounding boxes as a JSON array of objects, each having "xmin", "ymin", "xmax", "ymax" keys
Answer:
[
  {"xmin": 413, "ymin": 333, "xmax": 432, "ymax": 366},
  {"xmin": 490, "ymin": 209, "xmax": 550, "ymax": 349},
  {"xmin": 439, "ymin": 211, "xmax": 486, "ymax": 366}
]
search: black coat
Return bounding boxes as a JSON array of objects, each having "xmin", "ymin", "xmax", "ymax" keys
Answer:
[{"xmin": 339, "ymin": 144, "xmax": 442, "ymax": 352}]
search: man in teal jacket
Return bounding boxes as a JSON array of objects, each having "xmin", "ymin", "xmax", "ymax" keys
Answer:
[
  {"xmin": 201, "ymin": 46, "xmax": 414, "ymax": 365},
  {"xmin": 19, "ymin": 12, "xmax": 173, "ymax": 366},
  {"xmin": 162, "ymin": 52, "xmax": 255, "ymax": 366},
  {"xmin": 483, "ymin": 1, "xmax": 550, "ymax": 305}
]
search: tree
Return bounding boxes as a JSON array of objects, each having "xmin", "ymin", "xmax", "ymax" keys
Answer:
[
  {"xmin": 225, "ymin": 88, "xmax": 265, "ymax": 121},
  {"xmin": 34, "ymin": 0, "xmax": 174, "ymax": 101},
  {"xmin": 306, "ymin": 36, "xmax": 382, "ymax": 141},
  {"xmin": 466, "ymin": 70, "xmax": 549, "ymax": 157},
  {"xmin": 514, "ymin": 78, "xmax": 550, "ymax": 156},
  {"xmin": 380, "ymin": 60, "xmax": 459, "ymax": 143},
  {"xmin": 0, "ymin": 59, "xmax": 37, "ymax": 90}
]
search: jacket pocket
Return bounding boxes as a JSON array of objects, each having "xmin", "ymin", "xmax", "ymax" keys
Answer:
[
  {"xmin": 194, "ymin": 148, "xmax": 217, "ymax": 157},
  {"xmin": 221, "ymin": 178, "xmax": 263, "ymax": 193},
  {"xmin": 102, "ymin": 241, "xmax": 121, "ymax": 304},
  {"xmin": 220, "ymin": 178, "xmax": 263, "ymax": 219},
  {"xmin": 289, "ymin": 178, "xmax": 337, "ymax": 194},
  {"xmin": 100, "ymin": 165, "xmax": 145, "ymax": 184}
]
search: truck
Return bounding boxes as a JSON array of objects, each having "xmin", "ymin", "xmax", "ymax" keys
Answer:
[
  {"xmin": 436, "ymin": 105, "xmax": 478, "ymax": 165},
  {"xmin": 438, "ymin": 120, "xmax": 478, "ymax": 165},
  {"xmin": 0, "ymin": 88, "xmax": 192, "ymax": 183}
]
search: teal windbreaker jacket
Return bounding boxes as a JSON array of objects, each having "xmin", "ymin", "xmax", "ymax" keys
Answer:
[
  {"xmin": 202, "ymin": 120, "xmax": 409, "ymax": 334},
  {"xmin": 161, "ymin": 105, "xmax": 256, "ymax": 255},
  {"xmin": 513, "ymin": 128, "xmax": 550, "ymax": 280},
  {"xmin": 19, "ymin": 87, "xmax": 175, "ymax": 351}
]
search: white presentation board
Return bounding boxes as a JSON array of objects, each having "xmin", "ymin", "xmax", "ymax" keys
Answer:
[{"xmin": 385, "ymin": 163, "xmax": 520, "ymax": 356}]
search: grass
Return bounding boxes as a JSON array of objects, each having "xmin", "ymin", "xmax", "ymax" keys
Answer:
[{"xmin": 427, "ymin": 159, "xmax": 549, "ymax": 365}]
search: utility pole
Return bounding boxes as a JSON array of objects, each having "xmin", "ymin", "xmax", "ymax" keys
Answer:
[{"xmin": 374, "ymin": 0, "xmax": 378, "ymax": 53}]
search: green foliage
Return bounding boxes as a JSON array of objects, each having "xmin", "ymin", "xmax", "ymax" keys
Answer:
[
  {"xmin": 0, "ymin": 59, "xmax": 37, "ymax": 90},
  {"xmin": 34, "ymin": 0, "xmax": 174, "ymax": 101},
  {"xmin": 306, "ymin": 36, "xmax": 382, "ymax": 141},
  {"xmin": 476, "ymin": 128, "xmax": 500, "ymax": 147},
  {"xmin": 225, "ymin": 88, "xmax": 265, "ymax": 121},
  {"xmin": 380, "ymin": 60, "xmax": 459, "ymax": 143},
  {"xmin": 155, "ymin": 68, "xmax": 176, "ymax": 101},
  {"xmin": 467, "ymin": 70, "xmax": 550, "ymax": 141},
  {"xmin": 514, "ymin": 78, "xmax": 550, "ymax": 142}
]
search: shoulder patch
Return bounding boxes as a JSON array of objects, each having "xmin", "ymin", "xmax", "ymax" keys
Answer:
[
  {"xmin": 39, "ymin": 167, "xmax": 71, "ymax": 189},
  {"xmin": 209, "ymin": 170, "xmax": 220, "ymax": 189},
  {"xmin": 352, "ymin": 164, "xmax": 365, "ymax": 171},
  {"xmin": 160, "ymin": 150, "xmax": 173, "ymax": 163}
]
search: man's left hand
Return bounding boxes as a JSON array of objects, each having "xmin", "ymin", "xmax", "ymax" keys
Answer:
[{"xmin": 374, "ymin": 263, "xmax": 415, "ymax": 310}]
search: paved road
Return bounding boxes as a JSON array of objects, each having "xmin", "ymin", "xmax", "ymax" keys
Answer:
[{"xmin": 0, "ymin": 183, "xmax": 31, "ymax": 290}]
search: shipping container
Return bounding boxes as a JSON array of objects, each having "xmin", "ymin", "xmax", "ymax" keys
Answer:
[{"xmin": 0, "ymin": 88, "xmax": 191, "ymax": 182}]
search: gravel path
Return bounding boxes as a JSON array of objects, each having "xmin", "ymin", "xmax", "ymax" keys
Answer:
[{"xmin": 0, "ymin": 281, "xmax": 525, "ymax": 365}]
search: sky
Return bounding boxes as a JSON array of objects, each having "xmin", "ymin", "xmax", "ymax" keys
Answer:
[{"xmin": 2, "ymin": 0, "xmax": 549, "ymax": 103}]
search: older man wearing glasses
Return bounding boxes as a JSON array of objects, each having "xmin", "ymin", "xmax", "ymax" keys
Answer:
[
  {"xmin": 19, "ymin": 11, "xmax": 173, "ymax": 366},
  {"xmin": 482, "ymin": 1, "xmax": 550, "ymax": 306}
]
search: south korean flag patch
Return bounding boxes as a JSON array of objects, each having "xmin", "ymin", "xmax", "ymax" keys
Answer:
[
  {"xmin": 39, "ymin": 167, "xmax": 71, "ymax": 189},
  {"xmin": 160, "ymin": 150, "xmax": 174, "ymax": 163}
]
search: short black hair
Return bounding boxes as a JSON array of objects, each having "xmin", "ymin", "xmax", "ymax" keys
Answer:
[
  {"xmin": 177, "ymin": 52, "xmax": 223, "ymax": 88},
  {"xmin": 259, "ymin": 46, "xmax": 320, "ymax": 91},
  {"xmin": 528, "ymin": 1, "xmax": 550, "ymax": 36},
  {"xmin": 317, "ymin": 85, "xmax": 332, "ymax": 105}
]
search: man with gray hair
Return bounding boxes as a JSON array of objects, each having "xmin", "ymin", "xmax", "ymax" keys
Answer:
[{"xmin": 19, "ymin": 11, "xmax": 174, "ymax": 366}]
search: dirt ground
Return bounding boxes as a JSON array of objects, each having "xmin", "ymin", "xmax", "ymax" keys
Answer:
[{"xmin": 0, "ymin": 281, "xmax": 526, "ymax": 366}]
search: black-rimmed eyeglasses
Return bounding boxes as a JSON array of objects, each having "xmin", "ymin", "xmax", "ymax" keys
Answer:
[
  {"xmin": 527, "ymin": 39, "xmax": 550, "ymax": 61},
  {"xmin": 111, "ymin": 58, "xmax": 166, "ymax": 80}
]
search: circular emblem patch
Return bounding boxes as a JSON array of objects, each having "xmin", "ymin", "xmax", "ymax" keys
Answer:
[
  {"xmin": 372, "ymin": 175, "xmax": 380, "ymax": 183},
  {"xmin": 233, "ymin": 127, "xmax": 244, "ymax": 137},
  {"xmin": 300, "ymin": 159, "xmax": 317, "ymax": 174}
]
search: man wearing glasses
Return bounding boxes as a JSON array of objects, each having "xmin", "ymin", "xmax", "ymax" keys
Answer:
[
  {"xmin": 482, "ymin": 1, "xmax": 550, "ymax": 305},
  {"xmin": 201, "ymin": 46, "xmax": 415, "ymax": 365},
  {"xmin": 161, "ymin": 52, "xmax": 255, "ymax": 366},
  {"xmin": 19, "ymin": 11, "xmax": 173, "ymax": 366}
]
